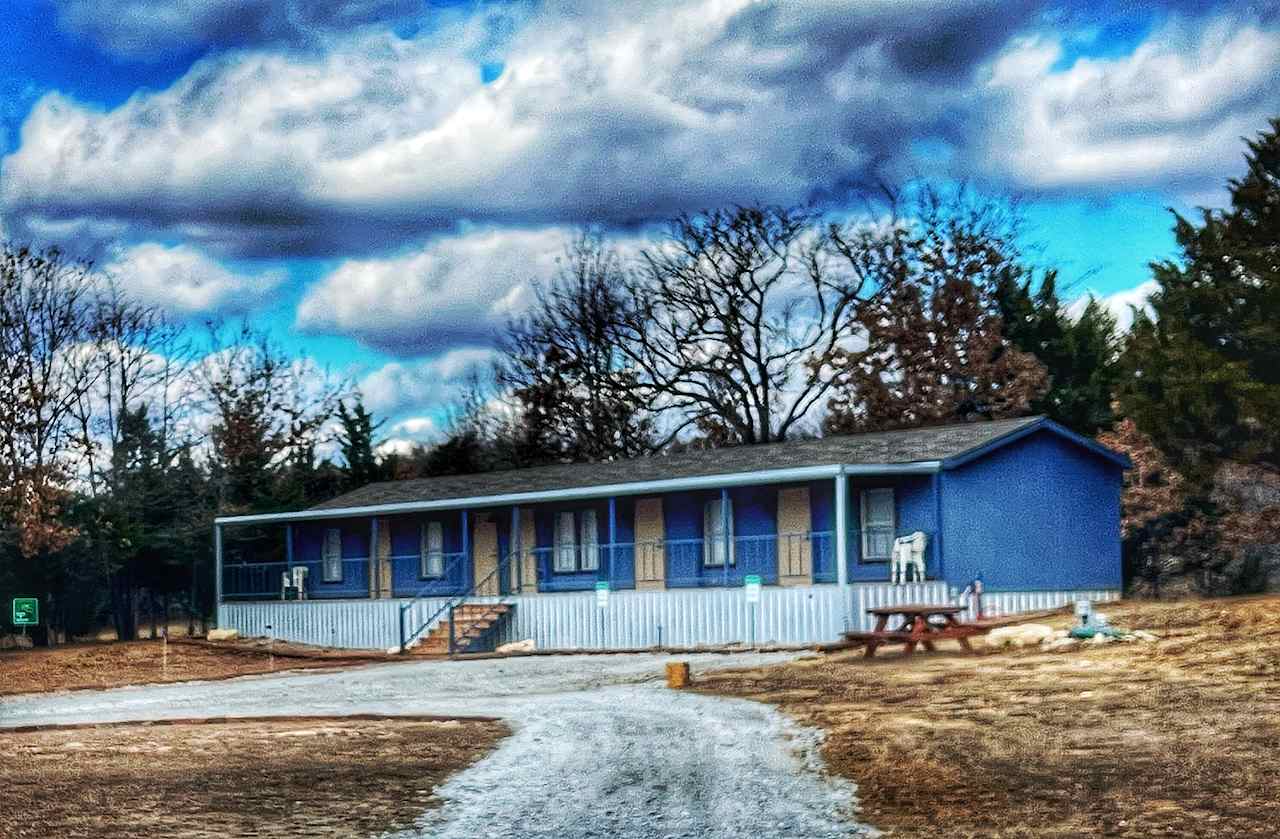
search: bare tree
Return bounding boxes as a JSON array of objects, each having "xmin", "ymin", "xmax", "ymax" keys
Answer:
[
  {"xmin": 617, "ymin": 206, "xmax": 890, "ymax": 446},
  {"xmin": 819, "ymin": 189, "xmax": 1048, "ymax": 433},
  {"xmin": 498, "ymin": 232, "xmax": 656, "ymax": 463},
  {"xmin": 0, "ymin": 245, "xmax": 102, "ymax": 560},
  {"xmin": 198, "ymin": 322, "xmax": 346, "ymax": 513}
]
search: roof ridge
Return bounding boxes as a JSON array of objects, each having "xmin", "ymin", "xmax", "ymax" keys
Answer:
[{"xmin": 309, "ymin": 415, "xmax": 1048, "ymax": 510}]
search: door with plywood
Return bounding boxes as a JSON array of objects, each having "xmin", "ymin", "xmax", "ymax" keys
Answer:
[{"xmin": 472, "ymin": 517, "xmax": 500, "ymax": 596}]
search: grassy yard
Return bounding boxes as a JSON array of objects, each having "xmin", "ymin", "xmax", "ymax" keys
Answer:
[
  {"xmin": 0, "ymin": 637, "xmax": 385, "ymax": 696},
  {"xmin": 0, "ymin": 716, "xmax": 508, "ymax": 838},
  {"xmin": 698, "ymin": 596, "xmax": 1280, "ymax": 838}
]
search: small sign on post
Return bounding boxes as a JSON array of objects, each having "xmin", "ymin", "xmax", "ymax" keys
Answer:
[
  {"xmin": 595, "ymin": 581, "xmax": 610, "ymax": 608},
  {"xmin": 12, "ymin": 597, "xmax": 38, "ymax": 627},
  {"xmin": 744, "ymin": 575, "xmax": 762, "ymax": 604}
]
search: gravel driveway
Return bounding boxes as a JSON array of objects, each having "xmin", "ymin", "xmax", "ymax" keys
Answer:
[{"xmin": 0, "ymin": 653, "xmax": 872, "ymax": 838}]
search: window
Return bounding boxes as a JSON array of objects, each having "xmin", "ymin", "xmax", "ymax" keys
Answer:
[
  {"xmin": 579, "ymin": 509, "xmax": 600, "ymax": 572},
  {"xmin": 322, "ymin": 528, "xmax": 343, "ymax": 582},
  {"xmin": 551, "ymin": 509, "xmax": 601, "ymax": 573},
  {"xmin": 420, "ymin": 522, "xmax": 444, "ymax": 578},
  {"xmin": 703, "ymin": 497, "xmax": 735, "ymax": 567},
  {"xmin": 860, "ymin": 488, "xmax": 895, "ymax": 562},
  {"xmin": 554, "ymin": 511, "xmax": 577, "ymax": 572}
]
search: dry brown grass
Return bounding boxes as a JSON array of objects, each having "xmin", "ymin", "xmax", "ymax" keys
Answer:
[
  {"xmin": 697, "ymin": 596, "xmax": 1280, "ymax": 838},
  {"xmin": 0, "ymin": 716, "xmax": 508, "ymax": 838},
  {"xmin": 0, "ymin": 639, "xmax": 384, "ymax": 696}
]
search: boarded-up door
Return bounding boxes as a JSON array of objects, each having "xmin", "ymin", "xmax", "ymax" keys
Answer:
[
  {"xmin": 370, "ymin": 518, "xmax": 393, "ymax": 598},
  {"xmin": 777, "ymin": 488, "xmax": 812, "ymax": 585},
  {"xmin": 634, "ymin": 497, "xmax": 666, "ymax": 590},
  {"xmin": 473, "ymin": 516, "xmax": 499, "ymax": 596}
]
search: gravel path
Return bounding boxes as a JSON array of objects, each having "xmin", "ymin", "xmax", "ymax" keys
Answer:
[{"xmin": 0, "ymin": 653, "xmax": 873, "ymax": 838}]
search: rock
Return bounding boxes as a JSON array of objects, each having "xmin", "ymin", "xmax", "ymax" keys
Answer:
[
  {"xmin": 986, "ymin": 623, "xmax": 1056, "ymax": 648},
  {"xmin": 1041, "ymin": 637, "xmax": 1080, "ymax": 652},
  {"xmin": 0, "ymin": 634, "xmax": 34, "ymax": 650},
  {"xmin": 496, "ymin": 639, "xmax": 536, "ymax": 655},
  {"xmin": 1087, "ymin": 632, "xmax": 1113, "ymax": 645},
  {"xmin": 207, "ymin": 628, "xmax": 240, "ymax": 642},
  {"xmin": 1132, "ymin": 630, "xmax": 1159, "ymax": 642}
]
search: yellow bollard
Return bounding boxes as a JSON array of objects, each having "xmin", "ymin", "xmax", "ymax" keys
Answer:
[{"xmin": 665, "ymin": 661, "xmax": 691, "ymax": 689}]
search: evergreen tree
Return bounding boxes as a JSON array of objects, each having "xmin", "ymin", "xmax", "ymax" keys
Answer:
[
  {"xmin": 1118, "ymin": 118, "xmax": 1280, "ymax": 481},
  {"xmin": 336, "ymin": 399, "xmax": 385, "ymax": 489},
  {"xmin": 995, "ymin": 271, "xmax": 1122, "ymax": 435}
]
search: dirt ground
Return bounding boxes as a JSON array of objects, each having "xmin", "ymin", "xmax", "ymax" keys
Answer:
[
  {"xmin": 0, "ymin": 638, "xmax": 385, "ymax": 696},
  {"xmin": 0, "ymin": 715, "xmax": 508, "ymax": 838},
  {"xmin": 698, "ymin": 596, "xmax": 1280, "ymax": 838}
]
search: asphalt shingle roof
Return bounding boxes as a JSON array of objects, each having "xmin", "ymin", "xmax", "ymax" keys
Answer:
[{"xmin": 310, "ymin": 416, "xmax": 1045, "ymax": 511}]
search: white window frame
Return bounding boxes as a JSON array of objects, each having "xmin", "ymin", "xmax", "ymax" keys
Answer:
[
  {"xmin": 420, "ymin": 521, "xmax": 444, "ymax": 579},
  {"xmin": 554, "ymin": 511, "xmax": 578, "ymax": 572},
  {"xmin": 579, "ymin": 509, "xmax": 600, "ymax": 572},
  {"xmin": 860, "ymin": 488, "xmax": 895, "ymax": 563},
  {"xmin": 322, "ymin": 528, "xmax": 343, "ymax": 582},
  {"xmin": 703, "ymin": 497, "xmax": 735, "ymax": 567}
]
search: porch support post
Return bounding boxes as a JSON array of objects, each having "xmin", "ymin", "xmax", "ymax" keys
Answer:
[
  {"xmin": 834, "ymin": 469, "xmax": 849, "ymax": 629},
  {"xmin": 370, "ymin": 517, "xmax": 380, "ymax": 598},
  {"xmin": 607, "ymin": 496, "xmax": 617, "ymax": 584},
  {"xmin": 721, "ymin": 487, "xmax": 731, "ymax": 586},
  {"xmin": 932, "ymin": 471, "xmax": 944, "ymax": 581},
  {"xmin": 285, "ymin": 524, "xmax": 293, "ymax": 570},
  {"xmin": 214, "ymin": 523, "xmax": 224, "ymax": 611},
  {"xmin": 511, "ymin": 505, "xmax": 521, "ymax": 592},
  {"xmin": 461, "ymin": 509, "xmax": 470, "ymax": 590}
]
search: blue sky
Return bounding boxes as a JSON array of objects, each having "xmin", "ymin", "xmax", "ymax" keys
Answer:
[{"xmin": 1, "ymin": 0, "xmax": 1277, "ymax": 448}]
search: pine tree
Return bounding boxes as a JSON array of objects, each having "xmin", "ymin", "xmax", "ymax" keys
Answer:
[
  {"xmin": 995, "ymin": 271, "xmax": 1122, "ymax": 435},
  {"xmin": 1118, "ymin": 118, "xmax": 1280, "ymax": 481},
  {"xmin": 336, "ymin": 399, "xmax": 385, "ymax": 489}
]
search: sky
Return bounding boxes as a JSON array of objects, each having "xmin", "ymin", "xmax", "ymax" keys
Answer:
[{"xmin": 1, "ymin": 0, "xmax": 1277, "ymax": 450}]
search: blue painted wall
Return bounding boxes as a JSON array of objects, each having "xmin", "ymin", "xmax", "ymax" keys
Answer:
[
  {"xmin": 531, "ymin": 498, "xmax": 634, "ymax": 592},
  {"xmin": 940, "ymin": 429, "xmax": 1123, "ymax": 591},
  {"xmin": 387, "ymin": 513, "xmax": 469, "ymax": 597},
  {"xmin": 292, "ymin": 520, "xmax": 370, "ymax": 598}
]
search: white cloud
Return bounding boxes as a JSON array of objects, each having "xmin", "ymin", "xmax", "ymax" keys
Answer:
[
  {"xmin": 978, "ymin": 18, "xmax": 1280, "ymax": 194},
  {"xmin": 103, "ymin": 242, "xmax": 284, "ymax": 316},
  {"xmin": 1, "ymin": 0, "xmax": 1035, "ymax": 257},
  {"xmin": 1068, "ymin": 279, "xmax": 1159, "ymax": 332},
  {"xmin": 357, "ymin": 346, "xmax": 497, "ymax": 417},
  {"xmin": 376, "ymin": 415, "xmax": 442, "ymax": 456},
  {"xmin": 295, "ymin": 227, "xmax": 569, "ymax": 354}
]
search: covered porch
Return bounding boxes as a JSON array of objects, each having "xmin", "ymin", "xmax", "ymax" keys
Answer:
[{"xmin": 215, "ymin": 464, "xmax": 947, "ymax": 605}]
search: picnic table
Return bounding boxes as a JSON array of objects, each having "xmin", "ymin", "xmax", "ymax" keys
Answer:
[{"xmin": 843, "ymin": 603, "xmax": 982, "ymax": 658}]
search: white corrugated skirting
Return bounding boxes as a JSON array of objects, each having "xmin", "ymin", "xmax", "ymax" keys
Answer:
[
  {"xmin": 952, "ymin": 587, "xmax": 1121, "ymax": 623},
  {"xmin": 217, "ymin": 584, "xmax": 1122, "ymax": 650}
]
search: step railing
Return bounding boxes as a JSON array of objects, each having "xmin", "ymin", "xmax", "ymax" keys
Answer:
[{"xmin": 398, "ymin": 549, "xmax": 517, "ymax": 653}]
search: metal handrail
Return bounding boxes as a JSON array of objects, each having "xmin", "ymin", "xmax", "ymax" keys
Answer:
[{"xmin": 399, "ymin": 549, "xmax": 517, "ymax": 653}]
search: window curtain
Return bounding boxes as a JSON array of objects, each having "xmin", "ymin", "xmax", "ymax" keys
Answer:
[
  {"xmin": 703, "ymin": 497, "xmax": 734, "ymax": 566},
  {"xmin": 420, "ymin": 522, "xmax": 444, "ymax": 578},
  {"xmin": 322, "ymin": 528, "xmax": 343, "ymax": 581}
]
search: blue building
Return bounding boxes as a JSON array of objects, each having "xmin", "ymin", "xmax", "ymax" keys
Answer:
[{"xmin": 215, "ymin": 416, "xmax": 1129, "ymax": 651}]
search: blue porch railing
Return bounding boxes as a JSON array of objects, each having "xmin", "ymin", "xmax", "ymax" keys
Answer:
[
  {"xmin": 221, "ymin": 528, "xmax": 936, "ymax": 600},
  {"xmin": 222, "ymin": 557, "xmax": 372, "ymax": 600}
]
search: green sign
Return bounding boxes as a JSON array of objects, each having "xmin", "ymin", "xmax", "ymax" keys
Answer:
[
  {"xmin": 12, "ymin": 597, "xmax": 39, "ymax": 626},
  {"xmin": 595, "ymin": 581, "xmax": 610, "ymax": 608},
  {"xmin": 744, "ymin": 575, "xmax": 762, "ymax": 603}
]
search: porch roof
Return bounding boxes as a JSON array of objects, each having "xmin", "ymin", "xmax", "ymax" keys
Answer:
[{"xmin": 216, "ymin": 415, "xmax": 1127, "ymax": 525}]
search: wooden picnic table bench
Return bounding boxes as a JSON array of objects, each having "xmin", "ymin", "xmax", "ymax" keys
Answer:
[{"xmin": 843, "ymin": 603, "xmax": 983, "ymax": 658}]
